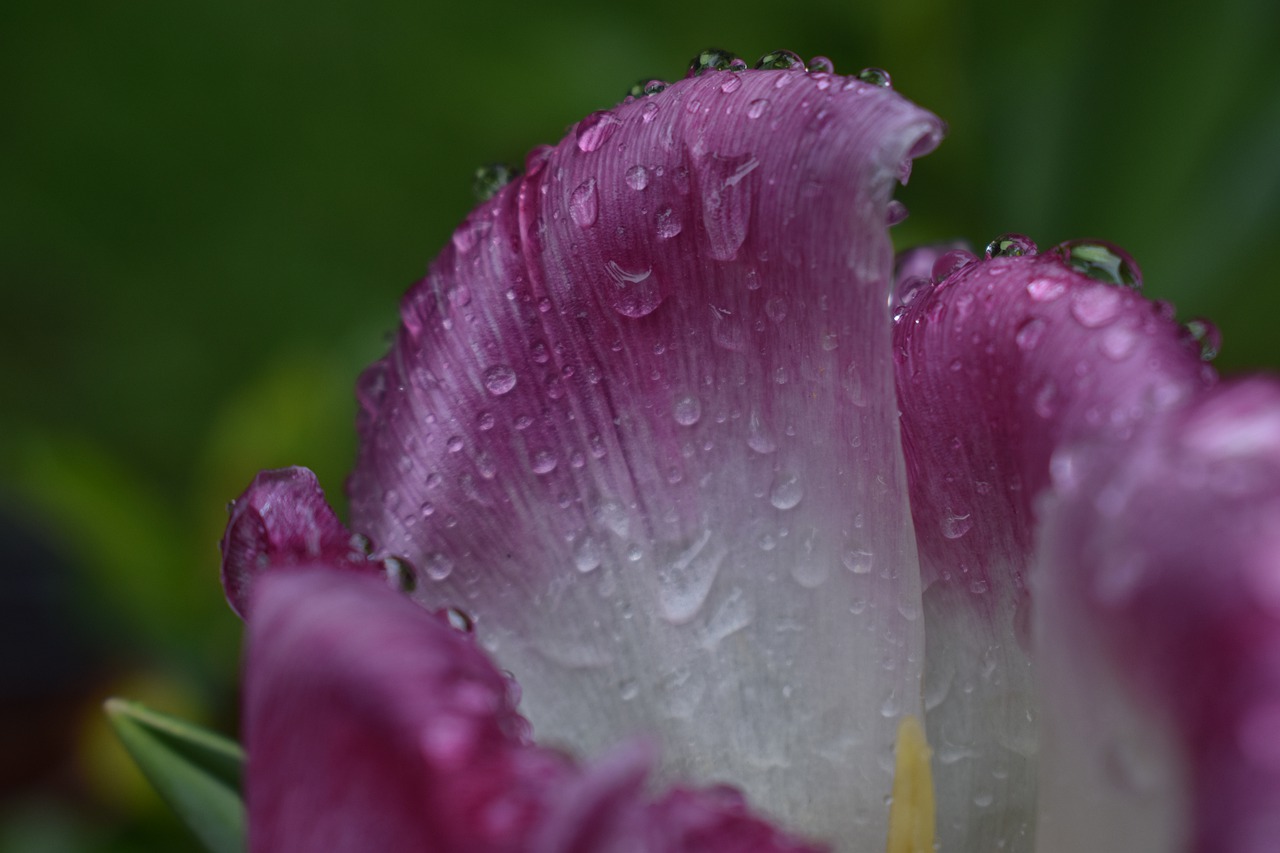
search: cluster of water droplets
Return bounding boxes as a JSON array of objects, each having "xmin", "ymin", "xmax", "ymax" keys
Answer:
[
  {"xmin": 618, "ymin": 49, "xmax": 892, "ymax": 101},
  {"xmin": 348, "ymin": 529, "xmax": 479, "ymax": 631}
]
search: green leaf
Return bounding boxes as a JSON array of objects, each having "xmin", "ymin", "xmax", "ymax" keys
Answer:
[{"xmin": 104, "ymin": 698, "xmax": 245, "ymax": 853}]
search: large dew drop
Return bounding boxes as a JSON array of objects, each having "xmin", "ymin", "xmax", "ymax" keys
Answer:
[
  {"xmin": 483, "ymin": 364, "xmax": 518, "ymax": 396},
  {"xmin": 1054, "ymin": 239, "xmax": 1142, "ymax": 290},
  {"xmin": 605, "ymin": 260, "xmax": 664, "ymax": 318}
]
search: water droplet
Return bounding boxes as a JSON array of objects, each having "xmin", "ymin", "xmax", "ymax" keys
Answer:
[
  {"xmin": 754, "ymin": 50, "xmax": 805, "ymax": 70},
  {"xmin": 809, "ymin": 55, "xmax": 835, "ymax": 73},
  {"xmin": 673, "ymin": 395, "xmax": 702, "ymax": 426},
  {"xmin": 770, "ymin": 473, "xmax": 804, "ymax": 510},
  {"xmin": 1182, "ymin": 318, "xmax": 1221, "ymax": 361},
  {"xmin": 1100, "ymin": 325, "xmax": 1138, "ymax": 361},
  {"xmin": 1026, "ymin": 277, "xmax": 1067, "ymax": 302},
  {"xmin": 719, "ymin": 74, "xmax": 743, "ymax": 93},
  {"xmin": 642, "ymin": 101, "xmax": 659, "ymax": 123},
  {"xmin": 605, "ymin": 260, "xmax": 664, "ymax": 317},
  {"xmin": 624, "ymin": 164, "xmax": 649, "ymax": 191},
  {"xmin": 857, "ymin": 67, "xmax": 892, "ymax": 87},
  {"xmin": 419, "ymin": 500, "xmax": 435, "ymax": 518},
  {"xmin": 574, "ymin": 537, "xmax": 603, "ymax": 573},
  {"xmin": 791, "ymin": 559, "xmax": 830, "ymax": 588},
  {"xmin": 445, "ymin": 607, "xmax": 474, "ymax": 633},
  {"xmin": 476, "ymin": 411, "xmax": 495, "ymax": 431},
  {"xmin": 843, "ymin": 549, "xmax": 875, "ymax": 574},
  {"xmin": 746, "ymin": 98, "xmax": 769, "ymax": 119},
  {"xmin": 1071, "ymin": 284, "xmax": 1123, "ymax": 328},
  {"xmin": 349, "ymin": 532, "xmax": 373, "ymax": 555},
  {"xmin": 657, "ymin": 529, "xmax": 726, "ymax": 623},
  {"xmin": 655, "ymin": 206, "xmax": 682, "ymax": 239},
  {"xmin": 576, "ymin": 110, "xmax": 621, "ymax": 153},
  {"xmin": 1054, "ymin": 240, "xmax": 1142, "ymax": 290},
  {"xmin": 688, "ymin": 48, "xmax": 740, "ymax": 76},
  {"xmin": 483, "ymin": 364, "xmax": 517, "ymax": 395},
  {"xmin": 931, "ymin": 249, "xmax": 977, "ymax": 283},
  {"xmin": 423, "ymin": 552, "xmax": 453, "ymax": 581},
  {"xmin": 984, "ymin": 233, "xmax": 1038, "ymax": 259},
  {"xmin": 941, "ymin": 510, "xmax": 973, "ymax": 539},
  {"xmin": 628, "ymin": 78, "xmax": 668, "ymax": 98},
  {"xmin": 383, "ymin": 556, "xmax": 417, "ymax": 592},
  {"xmin": 1015, "ymin": 317, "xmax": 1046, "ymax": 351},
  {"xmin": 747, "ymin": 411, "xmax": 776, "ymax": 453},
  {"xmin": 886, "ymin": 199, "xmax": 909, "ymax": 226},
  {"xmin": 569, "ymin": 179, "xmax": 598, "ymax": 227},
  {"xmin": 765, "ymin": 296, "xmax": 788, "ymax": 323},
  {"xmin": 619, "ymin": 679, "xmax": 640, "ymax": 700},
  {"xmin": 446, "ymin": 435, "xmax": 464, "ymax": 453},
  {"xmin": 1034, "ymin": 380, "xmax": 1059, "ymax": 418},
  {"xmin": 531, "ymin": 450, "xmax": 558, "ymax": 475}
]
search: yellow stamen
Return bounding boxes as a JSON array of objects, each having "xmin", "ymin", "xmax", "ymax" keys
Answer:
[{"xmin": 886, "ymin": 716, "xmax": 936, "ymax": 853}]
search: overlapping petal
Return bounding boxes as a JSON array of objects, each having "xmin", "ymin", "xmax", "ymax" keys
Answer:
[
  {"xmin": 244, "ymin": 568, "xmax": 826, "ymax": 853},
  {"xmin": 1035, "ymin": 379, "xmax": 1280, "ymax": 853},
  {"xmin": 344, "ymin": 66, "xmax": 943, "ymax": 843},
  {"xmin": 893, "ymin": 249, "xmax": 1213, "ymax": 850}
]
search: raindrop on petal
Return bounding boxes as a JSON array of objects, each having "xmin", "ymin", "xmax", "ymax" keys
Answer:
[
  {"xmin": 445, "ymin": 607, "xmax": 474, "ymax": 633},
  {"xmin": 770, "ymin": 473, "xmax": 804, "ymax": 510},
  {"xmin": 688, "ymin": 48, "xmax": 740, "ymax": 76},
  {"xmin": 754, "ymin": 50, "xmax": 805, "ymax": 70},
  {"xmin": 423, "ymin": 552, "xmax": 454, "ymax": 581},
  {"xmin": 984, "ymin": 233, "xmax": 1038, "ymax": 259},
  {"xmin": 1070, "ymin": 284, "xmax": 1123, "ymax": 328},
  {"xmin": 628, "ymin": 78, "xmax": 668, "ymax": 98},
  {"xmin": 673, "ymin": 395, "xmax": 702, "ymax": 426},
  {"xmin": 941, "ymin": 510, "xmax": 973, "ymax": 539},
  {"xmin": 605, "ymin": 260, "xmax": 664, "ymax": 318},
  {"xmin": 569, "ymin": 179, "xmax": 599, "ymax": 227},
  {"xmin": 857, "ymin": 67, "xmax": 892, "ymax": 87},
  {"xmin": 1054, "ymin": 239, "xmax": 1143, "ymax": 290},
  {"xmin": 574, "ymin": 537, "xmax": 603, "ymax": 573},
  {"xmin": 1015, "ymin": 317, "xmax": 1047, "ymax": 352},
  {"xmin": 843, "ymin": 548, "xmax": 875, "ymax": 574},
  {"xmin": 1182, "ymin": 318, "xmax": 1221, "ymax": 361},
  {"xmin": 576, "ymin": 110, "xmax": 621, "ymax": 153},
  {"xmin": 931, "ymin": 249, "xmax": 977, "ymax": 283},
  {"xmin": 383, "ymin": 556, "xmax": 417, "ymax": 592},
  {"xmin": 625, "ymin": 165, "xmax": 649, "ymax": 190},
  {"xmin": 655, "ymin": 207, "xmax": 683, "ymax": 239},
  {"xmin": 483, "ymin": 364, "xmax": 518, "ymax": 396}
]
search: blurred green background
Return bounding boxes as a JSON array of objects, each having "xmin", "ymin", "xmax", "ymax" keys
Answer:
[{"xmin": 2, "ymin": 0, "xmax": 1278, "ymax": 848}]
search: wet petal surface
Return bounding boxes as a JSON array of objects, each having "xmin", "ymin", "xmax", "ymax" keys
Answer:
[
  {"xmin": 244, "ymin": 568, "xmax": 826, "ymax": 853},
  {"xmin": 346, "ymin": 66, "xmax": 943, "ymax": 844},
  {"xmin": 893, "ymin": 250, "xmax": 1212, "ymax": 850}
]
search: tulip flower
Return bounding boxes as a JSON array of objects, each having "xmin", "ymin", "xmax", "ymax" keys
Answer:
[{"xmin": 212, "ymin": 52, "xmax": 1280, "ymax": 853}]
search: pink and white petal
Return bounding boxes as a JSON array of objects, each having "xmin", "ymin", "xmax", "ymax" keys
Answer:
[
  {"xmin": 245, "ymin": 568, "xmax": 828, "ymax": 853},
  {"xmin": 1035, "ymin": 379, "xmax": 1280, "ymax": 853},
  {"xmin": 893, "ymin": 251, "xmax": 1212, "ymax": 851},
  {"xmin": 220, "ymin": 466, "xmax": 376, "ymax": 617},
  {"xmin": 346, "ymin": 66, "xmax": 944, "ymax": 846}
]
